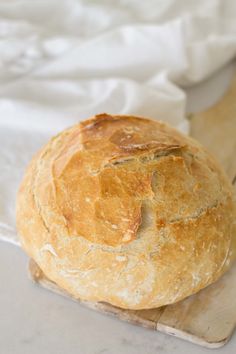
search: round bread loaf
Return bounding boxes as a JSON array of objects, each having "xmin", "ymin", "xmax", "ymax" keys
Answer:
[{"xmin": 16, "ymin": 114, "xmax": 236, "ymax": 309}]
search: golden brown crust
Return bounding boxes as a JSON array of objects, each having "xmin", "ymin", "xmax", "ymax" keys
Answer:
[{"xmin": 16, "ymin": 114, "xmax": 236, "ymax": 309}]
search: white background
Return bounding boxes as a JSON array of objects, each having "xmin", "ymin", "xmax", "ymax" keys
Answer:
[{"xmin": 1, "ymin": 0, "xmax": 236, "ymax": 352}]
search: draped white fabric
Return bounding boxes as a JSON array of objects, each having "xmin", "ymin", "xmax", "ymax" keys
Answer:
[{"xmin": 0, "ymin": 0, "xmax": 236, "ymax": 245}]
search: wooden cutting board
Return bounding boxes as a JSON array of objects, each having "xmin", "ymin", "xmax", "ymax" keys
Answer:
[{"xmin": 29, "ymin": 74, "xmax": 236, "ymax": 349}]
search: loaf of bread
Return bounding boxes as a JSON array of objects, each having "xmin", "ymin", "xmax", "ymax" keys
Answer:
[{"xmin": 16, "ymin": 114, "xmax": 236, "ymax": 309}]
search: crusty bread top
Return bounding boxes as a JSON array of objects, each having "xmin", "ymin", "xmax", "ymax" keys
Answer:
[
  {"xmin": 16, "ymin": 114, "xmax": 236, "ymax": 309},
  {"xmin": 52, "ymin": 114, "xmax": 187, "ymax": 247}
]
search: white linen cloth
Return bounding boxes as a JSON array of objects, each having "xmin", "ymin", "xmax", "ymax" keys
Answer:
[{"xmin": 0, "ymin": 0, "xmax": 236, "ymax": 246}]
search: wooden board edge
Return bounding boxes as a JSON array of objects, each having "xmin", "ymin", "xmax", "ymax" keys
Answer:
[
  {"xmin": 28, "ymin": 258, "xmax": 232, "ymax": 348},
  {"xmin": 28, "ymin": 258, "xmax": 157, "ymax": 330},
  {"xmin": 156, "ymin": 323, "xmax": 230, "ymax": 349}
]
